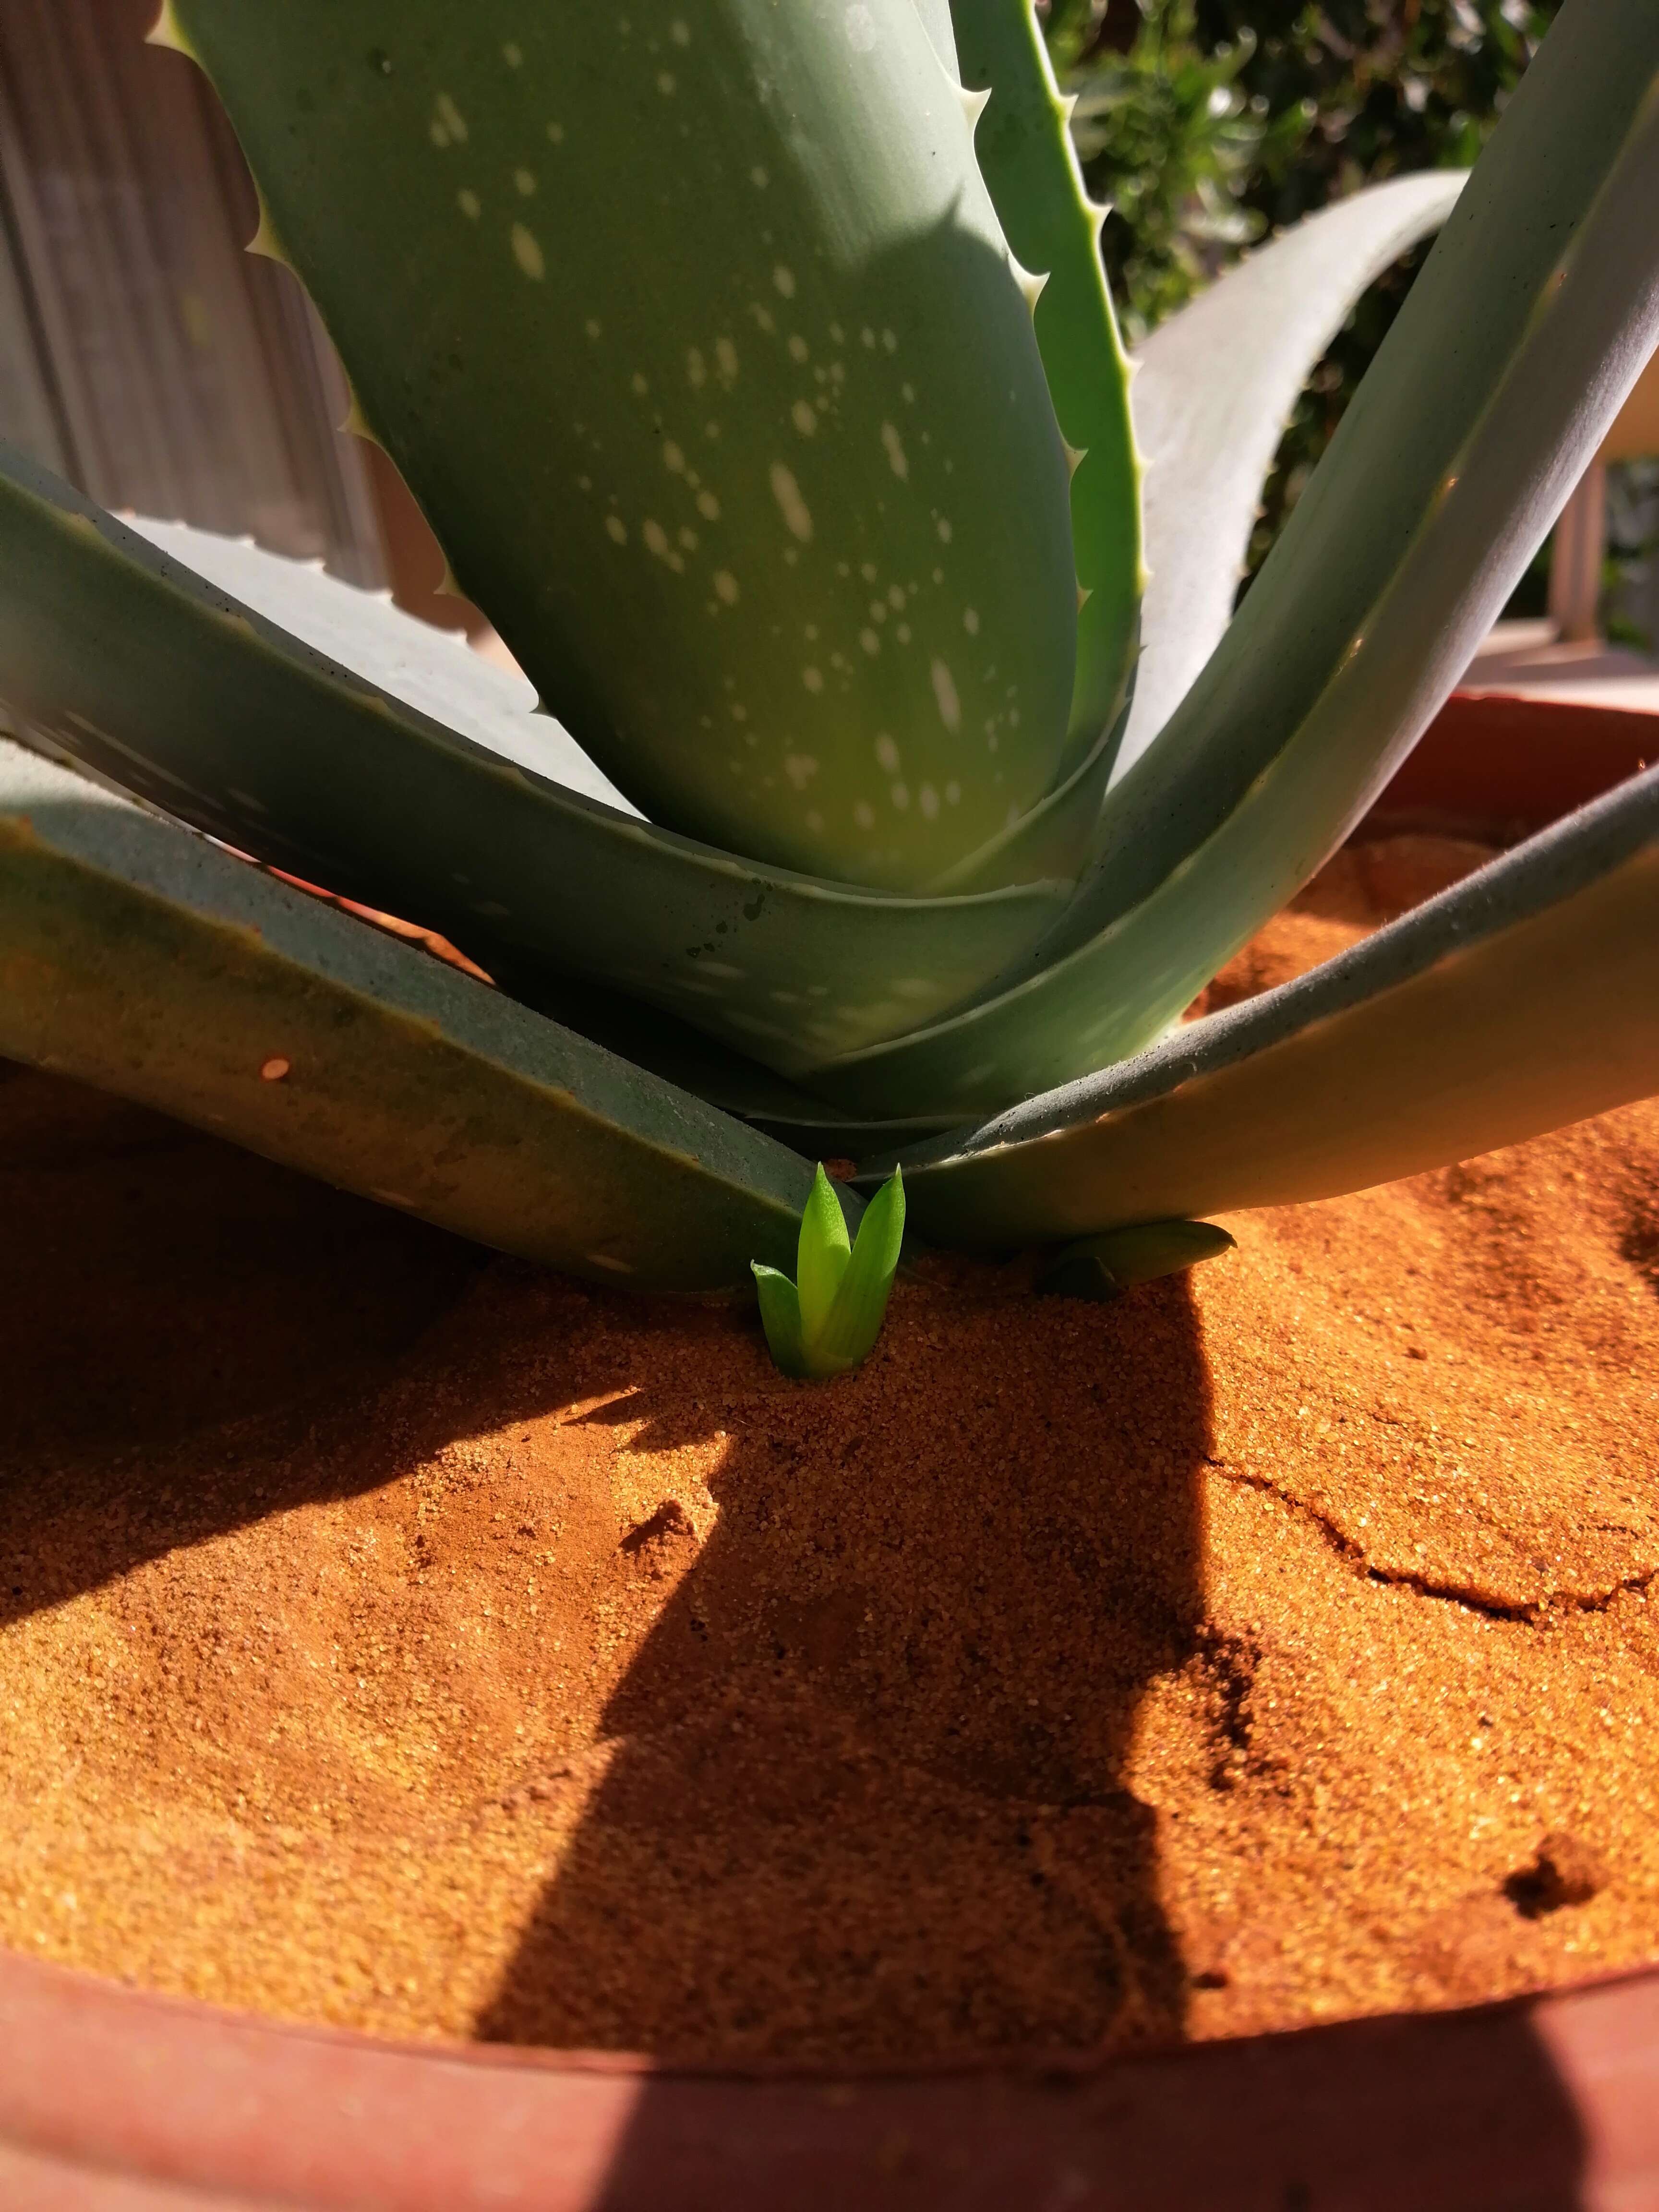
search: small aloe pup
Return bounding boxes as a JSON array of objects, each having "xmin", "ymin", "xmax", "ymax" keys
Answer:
[{"xmin": 753, "ymin": 1168, "xmax": 906, "ymax": 1380}]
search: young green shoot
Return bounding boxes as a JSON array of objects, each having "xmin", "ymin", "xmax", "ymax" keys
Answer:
[{"xmin": 753, "ymin": 1166, "xmax": 906, "ymax": 1380}]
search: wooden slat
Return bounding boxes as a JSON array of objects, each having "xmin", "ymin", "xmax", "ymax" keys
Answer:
[{"xmin": 0, "ymin": 0, "xmax": 384, "ymax": 580}]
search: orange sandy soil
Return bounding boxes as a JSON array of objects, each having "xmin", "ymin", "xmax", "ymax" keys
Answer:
[{"xmin": 1, "ymin": 834, "xmax": 1658, "ymax": 2065}]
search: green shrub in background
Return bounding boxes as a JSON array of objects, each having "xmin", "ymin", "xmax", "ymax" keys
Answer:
[
  {"xmin": 1043, "ymin": 0, "xmax": 1564, "ymax": 588},
  {"xmin": 1607, "ymin": 462, "xmax": 1659, "ymax": 652}
]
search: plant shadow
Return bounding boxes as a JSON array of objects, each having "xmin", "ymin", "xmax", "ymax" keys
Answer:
[
  {"xmin": 476, "ymin": 1255, "xmax": 1214, "ymax": 2065},
  {"xmin": 0, "ymin": 1060, "xmax": 488, "ymax": 1626}
]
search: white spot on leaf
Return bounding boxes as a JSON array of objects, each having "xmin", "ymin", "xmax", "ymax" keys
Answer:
[
  {"xmin": 880, "ymin": 422, "xmax": 909, "ymax": 480},
  {"xmin": 769, "ymin": 463, "xmax": 813, "ymax": 542},
  {"xmin": 510, "ymin": 223, "xmax": 545, "ymax": 279},
  {"xmin": 931, "ymin": 660, "xmax": 962, "ymax": 731}
]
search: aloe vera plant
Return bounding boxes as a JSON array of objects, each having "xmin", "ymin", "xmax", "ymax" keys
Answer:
[
  {"xmin": 754, "ymin": 1166, "xmax": 906, "ymax": 1378},
  {"xmin": 0, "ymin": 0, "xmax": 1657, "ymax": 1298}
]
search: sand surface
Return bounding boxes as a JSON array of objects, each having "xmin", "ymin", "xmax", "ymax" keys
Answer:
[{"xmin": 2, "ymin": 836, "xmax": 1658, "ymax": 2062}]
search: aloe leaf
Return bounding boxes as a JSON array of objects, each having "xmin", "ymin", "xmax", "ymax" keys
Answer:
[
  {"xmin": 163, "ymin": 0, "xmax": 1078, "ymax": 894},
  {"xmin": 806, "ymin": 0, "xmax": 1659, "ymax": 1118},
  {"xmin": 876, "ymin": 767, "xmax": 1659, "ymax": 1249},
  {"xmin": 951, "ymin": 0, "xmax": 1142, "ymax": 774},
  {"xmin": 796, "ymin": 1163, "xmax": 854, "ymax": 1342},
  {"xmin": 752, "ymin": 1264, "xmax": 808, "ymax": 1378},
  {"xmin": 911, "ymin": 0, "xmax": 961, "ymax": 73},
  {"xmin": 1057, "ymin": 0, "xmax": 1659, "ymax": 947},
  {"xmin": 0, "ymin": 455, "xmax": 1073, "ymax": 1077},
  {"xmin": 124, "ymin": 518, "xmax": 637, "ymax": 816},
  {"xmin": 806, "ymin": 1168, "xmax": 907, "ymax": 1377},
  {"xmin": 923, "ymin": 668, "xmax": 1133, "ymax": 894},
  {"xmin": 1037, "ymin": 1220, "xmax": 1235, "ymax": 1300},
  {"xmin": 0, "ymin": 739, "xmax": 835, "ymax": 1292},
  {"xmin": 484, "ymin": 952, "xmax": 960, "ymax": 1154},
  {"xmin": 1119, "ymin": 171, "xmax": 1466, "ymax": 781}
]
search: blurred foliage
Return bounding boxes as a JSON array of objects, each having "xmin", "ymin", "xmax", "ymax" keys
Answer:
[
  {"xmin": 1607, "ymin": 461, "xmax": 1659, "ymax": 652},
  {"xmin": 1041, "ymin": 0, "xmax": 1562, "ymax": 580}
]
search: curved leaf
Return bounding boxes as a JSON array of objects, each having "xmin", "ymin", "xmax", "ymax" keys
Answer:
[
  {"xmin": 167, "ymin": 0, "xmax": 1078, "ymax": 893},
  {"xmin": 796, "ymin": 1163, "xmax": 853, "ymax": 1343},
  {"xmin": 0, "ymin": 741, "xmax": 833, "ymax": 1293},
  {"xmin": 810, "ymin": 1166, "xmax": 906, "ymax": 1375},
  {"xmin": 1119, "ymin": 170, "xmax": 1466, "ymax": 780},
  {"xmin": 0, "ymin": 454, "xmax": 1071, "ymax": 1078},
  {"xmin": 752, "ymin": 1265, "xmax": 807, "ymax": 1378},
  {"xmin": 806, "ymin": 0, "xmax": 1659, "ymax": 1117},
  {"xmin": 910, "ymin": 0, "xmax": 961, "ymax": 74},
  {"xmin": 877, "ymin": 766, "xmax": 1659, "ymax": 1248},
  {"xmin": 951, "ymin": 0, "xmax": 1142, "ymax": 772},
  {"xmin": 128, "ymin": 518, "xmax": 636, "ymax": 816},
  {"xmin": 924, "ymin": 666, "xmax": 1132, "ymax": 893},
  {"xmin": 1035, "ymin": 1220, "xmax": 1234, "ymax": 1299}
]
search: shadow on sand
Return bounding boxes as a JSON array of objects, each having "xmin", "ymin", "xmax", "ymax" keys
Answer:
[
  {"xmin": 477, "ymin": 1249, "xmax": 1213, "ymax": 2064},
  {"xmin": 0, "ymin": 1061, "xmax": 483, "ymax": 1626},
  {"xmin": 0, "ymin": 1058, "xmax": 1596, "ymax": 2204}
]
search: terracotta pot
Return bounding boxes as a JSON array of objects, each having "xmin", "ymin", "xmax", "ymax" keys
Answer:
[{"xmin": 5, "ymin": 689, "xmax": 1658, "ymax": 2211}]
